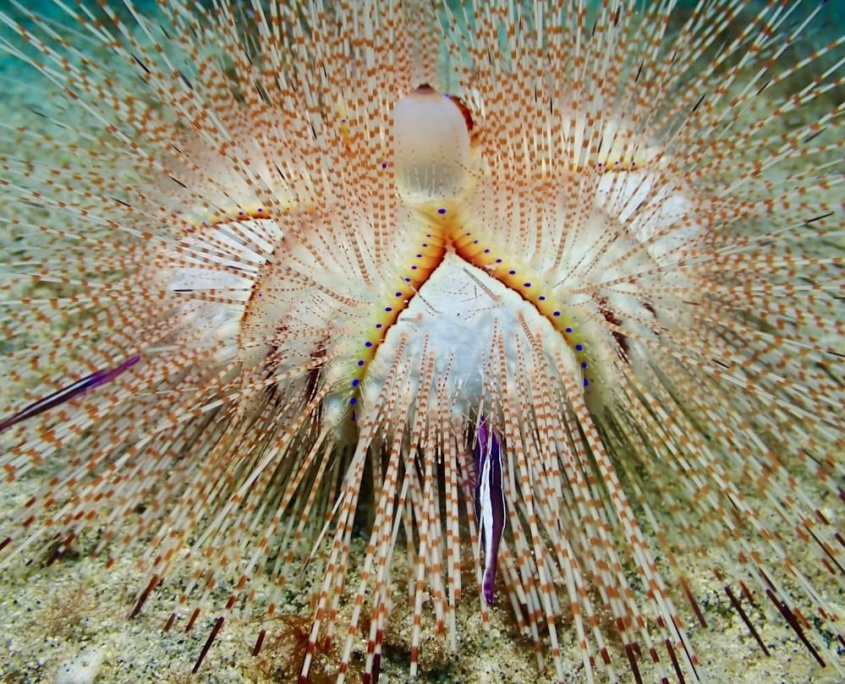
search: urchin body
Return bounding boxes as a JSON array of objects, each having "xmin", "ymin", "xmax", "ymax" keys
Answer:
[{"xmin": 1, "ymin": 2, "xmax": 844, "ymax": 683}]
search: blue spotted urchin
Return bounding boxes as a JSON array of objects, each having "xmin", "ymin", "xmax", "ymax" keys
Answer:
[{"xmin": 1, "ymin": 0, "xmax": 844, "ymax": 682}]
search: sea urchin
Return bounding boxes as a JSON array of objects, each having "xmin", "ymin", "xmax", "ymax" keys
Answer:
[{"xmin": 1, "ymin": 1, "xmax": 844, "ymax": 682}]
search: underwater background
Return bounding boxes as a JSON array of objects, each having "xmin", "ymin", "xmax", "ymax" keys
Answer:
[{"xmin": 0, "ymin": 1, "xmax": 843, "ymax": 683}]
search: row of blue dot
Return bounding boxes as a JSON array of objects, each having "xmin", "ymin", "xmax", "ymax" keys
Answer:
[
  {"xmin": 347, "ymin": 226, "xmax": 442, "ymax": 410},
  {"xmin": 465, "ymin": 229, "xmax": 591, "ymax": 388},
  {"xmin": 347, "ymin": 174, "xmax": 453, "ymax": 413},
  {"xmin": 346, "ymin": 212, "xmax": 593, "ymax": 419}
]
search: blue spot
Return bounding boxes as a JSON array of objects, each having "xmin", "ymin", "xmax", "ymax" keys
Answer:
[
  {"xmin": 438, "ymin": 208, "xmax": 446, "ymax": 215},
  {"xmin": 509, "ymin": 270, "xmax": 516, "ymax": 275},
  {"xmin": 495, "ymin": 258, "xmax": 503, "ymax": 263},
  {"xmin": 473, "ymin": 240, "xmax": 479, "ymax": 244},
  {"xmin": 385, "ymin": 307, "xmax": 393, "ymax": 312},
  {"xmin": 581, "ymin": 362, "xmax": 588, "ymax": 369},
  {"xmin": 565, "ymin": 327, "xmax": 573, "ymax": 334},
  {"xmin": 376, "ymin": 323, "xmax": 382, "ymax": 329},
  {"xmin": 583, "ymin": 379, "xmax": 589, "ymax": 387},
  {"xmin": 539, "ymin": 295, "xmax": 546, "ymax": 301},
  {"xmin": 357, "ymin": 360, "xmax": 365, "ymax": 366},
  {"xmin": 416, "ymin": 254, "xmax": 423, "ymax": 258},
  {"xmin": 484, "ymin": 249, "xmax": 490, "ymax": 254},
  {"xmin": 411, "ymin": 265, "xmax": 418, "ymax": 270},
  {"xmin": 365, "ymin": 341, "xmax": 373, "ymax": 348},
  {"xmin": 351, "ymin": 412, "xmax": 357, "ymax": 422},
  {"xmin": 576, "ymin": 344, "xmax": 583, "ymax": 351},
  {"xmin": 404, "ymin": 277, "xmax": 411, "ymax": 283},
  {"xmin": 395, "ymin": 292, "xmax": 402, "ymax": 297},
  {"xmin": 422, "ymin": 243, "xmax": 428, "ymax": 247},
  {"xmin": 352, "ymin": 379, "xmax": 360, "ymax": 387},
  {"xmin": 553, "ymin": 311, "xmax": 561, "ymax": 317},
  {"xmin": 349, "ymin": 397, "xmax": 357, "ymax": 405},
  {"xmin": 523, "ymin": 282, "xmax": 531, "ymax": 288}
]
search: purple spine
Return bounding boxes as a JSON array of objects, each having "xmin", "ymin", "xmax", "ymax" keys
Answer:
[{"xmin": 0, "ymin": 354, "xmax": 140, "ymax": 432}]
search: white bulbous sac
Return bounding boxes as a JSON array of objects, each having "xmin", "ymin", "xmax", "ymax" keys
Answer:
[{"xmin": 392, "ymin": 84, "xmax": 473, "ymax": 208}]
